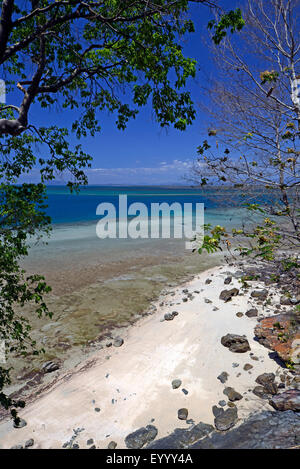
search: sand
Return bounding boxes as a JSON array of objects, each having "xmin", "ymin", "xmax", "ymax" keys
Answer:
[{"xmin": 0, "ymin": 264, "xmax": 284, "ymax": 449}]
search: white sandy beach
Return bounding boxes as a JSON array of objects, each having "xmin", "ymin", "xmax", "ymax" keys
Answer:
[{"xmin": 0, "ymin": 263, "xmax": 284, "ymax": 449}]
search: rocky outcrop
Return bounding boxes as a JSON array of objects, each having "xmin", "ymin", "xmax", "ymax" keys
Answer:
[
  {"xmin": 146, "ymin": 411, "xmax": 300, "ymax": 449},
  {"xmin": 269, "ymin": 390, "xmax": 300, "ymax": 412},
  {"xmin": 147, "ymin": 422, "xmax": 214, "ymax": 449},
  {"xmin": 254, "ymin": 314, "xmax": 300, "ymax": 365},
  {"xmin": 192, "ymin": 411, "xmax": 300, "ymax": 449}
]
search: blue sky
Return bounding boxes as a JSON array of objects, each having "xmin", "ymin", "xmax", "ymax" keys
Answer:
[{"xmin": 16, "ymin": 0, "xmax": 239, "ymax": 185}]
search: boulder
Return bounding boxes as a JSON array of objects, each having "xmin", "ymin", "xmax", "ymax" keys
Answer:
[
  {"xmin": 221, "ymin": 334, "xmax": 251, "ymax": 353},
  {"xmin": 172, "ymin": 379, "xmax": 182, "ymax": 389},
  {"xmin": 224, "ymin": 277, "xmax": 232, "ymax": 285},
  {"xmin": 245, "ymin": 308, "xmax": 258, "ymax": 318},
  {"xmin": 255, "ymin": 373, "xmax": 278, "ymax": 395},
  {"xmin": 217, "ymin": 371, "xmax": 229, "ymax": 384},
  {"xmin": 178, "ymin": 408, "xmax": 188, "ymax": 420},
  {"xmin": 219, "ymin": 288, "xmax": 239, "ymax": 302},
  {"xmin": 113, "ymin": 337, "xmax": 124, "ymax": 347},
  {"xmin": 223, "ymin": 387, "xmax": 243, "ymax": 401},
  {"xmin": 251, "ymin": 290, "xmax": 268, "ymax": 300}
]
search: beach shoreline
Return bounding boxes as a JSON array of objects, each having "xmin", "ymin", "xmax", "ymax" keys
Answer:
[{"xmin": 0, "ymin": 259, "xmax": 296, "ymax": 449}]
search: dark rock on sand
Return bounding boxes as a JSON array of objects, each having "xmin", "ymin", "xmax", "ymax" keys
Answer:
[
  {"xmin": 24, "ymin": 439, "xmax": 34, "ymax": 448},
  {"xmin": 219, "ymin": 288, "xmax": 239, "ymax": 302},
  {"xmin": 125, "ymin": 425, "xmax": 158, "ymax": 449},
  {"xmin": 255, "ymin": 373, "xmax": 278, "ymax": 395},
  {"xmin": 147, "ymin": 422, "xmax": 214, "ymax": 449},
  {"xmin": 245, "ymin": 308, "xmax": 258, "ymax": 318},
  {"xmin": 13, "ymin": 418, "xmax": 27, "ymax": 429},
  {"xmin": 269, "ymin": 389, "xmax": 300, "ymax": 412},
  {"xmin": 243, "ymin": 363, "xmax": 253, "ymax": 371},
  {"xmin": 214, "ymin": 406, "xmax": 238, "ymax": 431},
  {"xmin": 252, "ymin": 386, "xmax": 271, "ymax": 399},
  {"xmin": 113, "ymin": 337, "xmax": 124, "ymax": 347},
  {"xmin": 223, "ymin": 387, "xmax": 243, "ymax": 402},
  {"xmin": 178, "ymin": 408, "xmax": 188, "ymax": 420},
  {"xmin": 205, "ymin": 279, "xmax": 212, "ymax": 285},
  {"xmin": 250, "ymin": 290, "xmax": 268, "ymax": 300},
  {"xmin": 221, "ymin": 334, "xmax": 251, "ymax": 353},
  {"xmin": 87, "ymin": 439, "xmax": 94, "ymax": 446},
  {"xmin": 217, "ymin": 371, "xmax": 229, "ymax": 384},
  {"xmin": 224, "ymin": 277, "xmax": 232, "ymax": 285},
  {"xmin": 108, "ymin": 441, "xmax": 117, "ymax": 449},
  {"xmin": 172, "ymin": 379, "xmax": 182, "ymax": 389}
]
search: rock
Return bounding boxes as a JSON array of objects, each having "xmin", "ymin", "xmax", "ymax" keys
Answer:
[
  {"xmin": 172, "ymin": 379, "xmax": 182, "ymax": 389},
  {"xmin": 178, "ymin": 408, "xmax": 188, "ymax": 420},
  {"xmin": 269, "ymin": 389, "xmax": 300, "ymax": 411},
  {"xmin": 218, "ymin": 400, "xmax": 226, "ymax": 407},
  {"xmin": 255, "ymin": 373, "xmax": 278, "ymax": 395},
  {"xmin": 204, "ymin": 298, "xmax": 212, "ymax": 304},
  {"xmin": 125, "ymin": 425, "xmax": 158, "ymax": 449},
  {"xmin": 87, "ymin": 439, "xmax": 94, "ymax": 446},
  {"xmin": 224, "ymin": 276, "xmax": 232, "ymax": 285},
  {"xmin": 236, "ymin": 312, "xmax": 243, "ymax": 318},
  {"xmin": 108, "ymin": 441, "xmax": 117, "ymax": 449},
  {"xmin": 94, "ymin": 407, "xmax": 100, "ymax": 412},
  {"xmin": 113, "ymin": 337, "xmax": 124, "ymax": 347},
  {"xmin": 223, "ymin": 387, "xmax": 243, "ymax": 401},
  {"xmin": 191, "ymin": 410, "xmax": 300, "ymax": 449},
  {"xmin": 212, "ymin": 406, "xmax": 224, "ymax": 418},
  {"xmin": 221, "ymin": 334, "xmax": 251, "ymax": 353},
  {"xmin": 219, "ymin": 288, "xmax": 239, "ymax": 302},
  {"xmin": 280, "ymin": 296, "xmax": 292, "ymax": 306},
  {"xmin": 214, "ymin": 407, "xmax": 238, "ymax": 431},
  {"xmin": 252, "ymin": 386, "xmax": 270, "ymax": 399},
  {"xmin": 24, "ymin": 439, "xmax": 34, "ymax": 448},
  {"xmin": 251, "ymin": 290, "xmax": 268, "ymax": 300},
  {"xmin": 254, "ymin": 314, "xmax": 300, "ymax": 365},
  {"xmin": 13, "ymin": 418, "xmax": 27, "ymax": 429},
  {"xmin": 205, "ymin": 279, "xmax": 212, "ymax": 284},
  {"xmin": 245, "ymin": 308, "xmax": 258, "ymax": 318},
  {"xmin": 147, "ymin": 422, "xmax": 214, "ymax": 449},
  {"xmin": 217, "ymin": 371, "xmax": 229, "ymax": 384},
  {"xmin": 243, "ymin": 363, "xmax": 253, "ymax": 371},
  {"xmin": 42, "ymin": 361, "xmax": 59, "ymax": 373},
  {"xmin": 182, "ymin": 388, "xmax": 188, "ymax": 395}
]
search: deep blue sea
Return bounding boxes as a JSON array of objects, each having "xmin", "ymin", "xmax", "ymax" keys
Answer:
[{"xmin": 45, "ymin": 185, "xmax": 220, "ymax": 225}]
